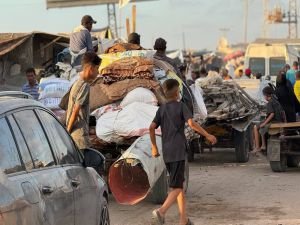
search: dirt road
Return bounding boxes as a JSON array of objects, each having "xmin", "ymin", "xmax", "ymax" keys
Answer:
[{"xmin": 109, "ymin": 149, "xmax": 300, "ymax": 225}]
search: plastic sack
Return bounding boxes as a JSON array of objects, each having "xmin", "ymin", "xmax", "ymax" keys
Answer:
[
  {"xmin": 39, "ymin": 82, "xmax": 70, "ymax": 100},
  {"xmin": 39, "ymin": 98, "xmax": 61, "ymax": 110},
  {"xmin": 91, "ymin": 103, "xmax": 121, "ymax": 120},
  {"xmin": 120, "ymin": 88, "xmax": 158, "ymax": 108},
  {"xmin": 39, "ymin": 77, "xmax": 70, "ymax": 91},
  {"xmin": 96, "ymin": 102, "xmax": 160, "ymax": 143},
  {"xmin": 190, "ymin": 84, "xmax": 207, "ymax": 119}
]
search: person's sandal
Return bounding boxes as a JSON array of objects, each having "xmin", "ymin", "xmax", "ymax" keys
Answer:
[
  {"xmin": 250, "ymin": 149, "xmax": 261, "ymax": 156},
  {"xmin": 152, "ymin": 209, "xmax": 165, "ymax": 225}
]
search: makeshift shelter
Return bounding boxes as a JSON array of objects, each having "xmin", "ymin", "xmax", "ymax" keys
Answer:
[{"xmin": 0, "ymin": 32, "xmax": 69, "ymax": 90}]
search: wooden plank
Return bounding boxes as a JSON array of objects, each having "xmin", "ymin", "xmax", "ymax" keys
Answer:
[
  {"xmin": 132, "ymin": 5, "xmax": 137, "ymax": 33},
  {"xmin": 34, "ymin": 37, "xmax": 61, "ymax": 54},
  {"xmin": 269, "ymin": 122, "xmax": 300, "ymax": 129},
  {"xmin": 126, "ymin": 18, "xmax": 131, "ymax": 37}
]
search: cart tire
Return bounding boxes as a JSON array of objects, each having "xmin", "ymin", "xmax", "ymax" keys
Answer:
[
  {"xmin": 187, "ymin": 141, "xmax": 195, "ymax": 162},
  {"xmin": 183, "ymin": 157, "xmax": 189, "ymax": 193},
  {"xmin": 150, "ymin": 169, "xmax": 169, "ymax": 204},
  {"xmin": 234, "ymin": 129, "xmax": 250, "ymax": 163},
  {"xmin": 287, "ymin": 156, "xmax": 300, "ymax": 168},
  {"xmin": 270, "ymin": 155, "xmax": 287, "ymax": 172}
]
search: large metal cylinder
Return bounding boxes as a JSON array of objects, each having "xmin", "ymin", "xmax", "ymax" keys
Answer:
[{"xmin": 109, "ymin": 134, "xmax": 165, "ymax": 205}]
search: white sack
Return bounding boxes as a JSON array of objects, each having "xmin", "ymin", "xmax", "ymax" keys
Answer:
[
  {"xmin": 39, "ymin": 98, "xmax": 61, "ymax": 110},
  {"xmin": 91, "ymin": 103, "xmax": 121, "ymax": 120},
  {"xmin": 120, "ymin": 88, "xmax": 158, "ymax": 108},
  {"xmin": 190, "ymin": 84, "xmax": 207, "ymax": 119},
  {"xmin": 39, "ymin": 77, "xmax": 70, "ymax": 91},
  {"xmin": 39, "ymin": 82, "xmax": 70, "ymax": 100},
  {"xmin": 96, "ymin": 102, "xmax": 160, "ymax": 143}
]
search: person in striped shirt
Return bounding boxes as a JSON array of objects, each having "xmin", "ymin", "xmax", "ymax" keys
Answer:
[{"xmin": 21, "ymin": 68, "xmax": 39, "ymax": 100}]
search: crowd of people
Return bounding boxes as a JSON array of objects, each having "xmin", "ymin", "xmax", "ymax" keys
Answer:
[
  {"xmin": 18, "ymin": 14, "xmax": 300, "ymax": 225},
  {"xmin": 18, "ymin": 14, "xmax": 217, "ymax": 225}
]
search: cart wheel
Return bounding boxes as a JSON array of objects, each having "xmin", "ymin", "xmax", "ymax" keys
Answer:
[
  {"xmin": 270, "ymin": 155, "xmax": 287, "ymax": 172},
  {"xmin": 234, "ymin": 129, "xmax": 250, "ymax": 163},
  {"xmin": 149, "ymin": 169, "xmax": 169, "ymax": 204},
  {"xmin": 287, "ymin": 156, "xmax": 300, "ymax": 168}
]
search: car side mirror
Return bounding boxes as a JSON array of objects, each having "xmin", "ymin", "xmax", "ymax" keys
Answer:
[{"xmin": 83, "ymin": 148, "xmax": 106, "ymax": 176}]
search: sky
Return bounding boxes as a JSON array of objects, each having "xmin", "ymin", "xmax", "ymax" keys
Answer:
[{"xmin": 0, "ymin": 0, "xmax": 291, "ymax": 50}]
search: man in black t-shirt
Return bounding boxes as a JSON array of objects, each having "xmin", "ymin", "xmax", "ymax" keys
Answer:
[{"xmin": 149, "ymin": 79, "xmax": 217, "ymax": 225}]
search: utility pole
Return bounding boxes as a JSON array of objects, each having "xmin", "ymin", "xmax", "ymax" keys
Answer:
[
  {"xmin": 288, "ymin": 0, "xmax": 298, "ymax": 39},
  {"xmin": 265, "ymin": 0, "xmax": 298, "ymax": 39},
  {"xmin": 107, "ymin": 3, "xmax": 118, "ymax": 38},
  {"xmin": 244, "ymin": 0, "xmax": 248, "ymax": 44}
]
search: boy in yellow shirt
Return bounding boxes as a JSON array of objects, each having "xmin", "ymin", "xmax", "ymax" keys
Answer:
[{"xmin": 294, "ymin": 71, "xmax": 300, "ymax": 103}]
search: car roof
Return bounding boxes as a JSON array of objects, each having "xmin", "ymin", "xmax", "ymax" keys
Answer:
[
  {"xmin": 0, "ymin": 91, "xmax": 33, "ymax": 99},
  {"xmin": 0, "ymin": 97, "xmax": 45, "ymax": 116}
]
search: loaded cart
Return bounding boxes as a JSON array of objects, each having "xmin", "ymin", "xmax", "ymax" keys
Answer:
[
  {"xmin": 87, "ymin": 49, "xmax": 196, "ymax": 205},
  {"xmin": 188, "ymin": 73, "xmax": 260, "ymax": 163},
  {"xmin": 267, "ymin": 122, "xmax": 300, "ymax": 172},
  {"xmin": 41, "ymin": 47, "xmax": 198, "ymax": 204}
]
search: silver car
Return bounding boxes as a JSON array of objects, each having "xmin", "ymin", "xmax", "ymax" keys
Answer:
[{"xmin": 0, "ymin": 96, "xmax": 110, "ymax": 225}]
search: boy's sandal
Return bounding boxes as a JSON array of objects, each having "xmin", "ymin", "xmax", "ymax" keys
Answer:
[
  {"xmin": 152, "ymin": 209, "xmax": 165, "ymax": 225},
  {"xmin": 250, "ymin": 149, "xmax": 261, "ymax": 154}
]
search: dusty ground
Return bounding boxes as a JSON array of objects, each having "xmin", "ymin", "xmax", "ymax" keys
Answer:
[{"xmin": 109, "ymin": 149, "xmax": 300, "ymax": 225}]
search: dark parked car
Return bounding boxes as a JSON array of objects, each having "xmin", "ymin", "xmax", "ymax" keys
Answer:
[{"xmin": 0, "ymin": 95, "xmax": 110, "ymax": 225}]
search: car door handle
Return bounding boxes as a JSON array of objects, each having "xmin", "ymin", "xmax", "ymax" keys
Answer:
[
  {"xmin": 41, "ymin": 186, "xmax": 54, "ymax": 194},
  {"xmin": 71, "ymin": 179, "xmax": 80, "ymax": 188}
]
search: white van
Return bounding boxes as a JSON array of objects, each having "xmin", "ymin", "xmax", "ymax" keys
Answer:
[{"xmin": 244, "ymin": 39, "xmax": 300, "ymax": 78}]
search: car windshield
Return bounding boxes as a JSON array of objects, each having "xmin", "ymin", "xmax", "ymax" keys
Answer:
[
  {"xmin": 249, "ymin": 57, "xmax": 265, "ymax": 75},
  {"xmin": 269, "ymin": 57, "xmax": 286, "ymax": 77}
]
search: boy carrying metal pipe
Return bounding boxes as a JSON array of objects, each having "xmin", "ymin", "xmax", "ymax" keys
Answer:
[{"xmin": 149, "ymin": 79, "xmax": 217, "ymax": 225}]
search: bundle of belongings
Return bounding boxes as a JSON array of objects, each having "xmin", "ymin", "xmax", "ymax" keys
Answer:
[
  {"xmin": 196, "ymin": 71, "xmax": 258, "ymax": 121},
  {"xmin": 105, "ymin": 43, "xmax": 143, "ymax": 54},
  {"xmin": 89, "ymin": 52, "xmax": 190, "ymax": 146},
  {"xmin": 101, "ymin": 57, "xmax": 154, "ymax": 84},
  {"xmin": 38, "ymin": 62, "xmax": 80, "ymax": 119}
]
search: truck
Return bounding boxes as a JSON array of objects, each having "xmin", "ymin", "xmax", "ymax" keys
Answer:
[{"xmin": 244, "ymin": 39, "xmax": 300, "ymax": 78}]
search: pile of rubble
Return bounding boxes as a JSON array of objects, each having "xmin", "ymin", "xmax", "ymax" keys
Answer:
[{"xmin": 197, "ymin": 72, "xmax": 258, "ymax": 121}]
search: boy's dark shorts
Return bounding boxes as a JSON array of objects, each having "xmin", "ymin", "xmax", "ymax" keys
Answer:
[{"xmin": 165, "ymin": 160, "xmax": 185, "ymax": 189}]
